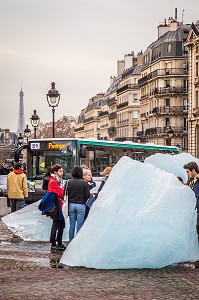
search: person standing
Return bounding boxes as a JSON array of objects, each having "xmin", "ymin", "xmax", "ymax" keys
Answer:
[
  {"xmin": 183, "ymin": 161, "xmax": 199, "ymax": 239},
  {"xmin": 0, "ymin": 162, "xmax": 10, "ymax": 175},
  {"xmin": 95, "ymin": 166, "xmax": 112, "ymax": 200},
  {"xmin": 42, "ymin": 167, "xmax": 51, "ymax": 191},
  {"xmin": 66, "ymin": 166, "xmax": 90, "ymax": 241},
  {"xmin": 83, "ymin": 168, "xmax": 96, "ymax": 220},
  {"xmin": 47, "ymin": 164, "xmax": 66, "ymax": 250},
  {"xmin": 7, "ymin": 162, "xmax": 28, "ymax": 213}
]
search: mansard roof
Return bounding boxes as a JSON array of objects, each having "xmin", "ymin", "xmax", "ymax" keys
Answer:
[
  {"xmin": 144, "ymin": 24, "xmax": 190, "ymax": 54},
  {"xmin": 191, "ymin": 23, "xmax": 199, "ymax": 35}
]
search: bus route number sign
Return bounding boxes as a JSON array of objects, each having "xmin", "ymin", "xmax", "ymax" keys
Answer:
[{"xmin": 30, "ymin": 142, "xmax": 40, "ymax": 150}]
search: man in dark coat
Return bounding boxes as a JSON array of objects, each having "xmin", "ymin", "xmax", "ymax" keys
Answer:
[{"xmin": 184, "ymin": 161, "xmax": 199, "ymax": 239}]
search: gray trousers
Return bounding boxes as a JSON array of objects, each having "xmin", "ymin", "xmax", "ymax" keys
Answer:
[{"xmin": 10, "ymin": 199, "xmax": 25, "ymax": 213}]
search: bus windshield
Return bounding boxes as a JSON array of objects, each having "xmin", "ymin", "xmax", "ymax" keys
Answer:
[{"xmin": 27, "ymin": 139, "xmax": 77, "ymax": 179}]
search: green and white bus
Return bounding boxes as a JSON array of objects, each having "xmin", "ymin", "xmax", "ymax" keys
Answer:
[
  {"xmin": 25, "ymin": 137, "xmax": 178, "ymax": 179},
  {"xmin": 15, "ymin": 138, "xmax": 179, "ymax": 201}
]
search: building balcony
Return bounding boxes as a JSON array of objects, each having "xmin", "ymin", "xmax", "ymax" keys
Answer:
[
  {"xmin": 138, "ymin": 68, "xmax": 188, "ymax": 86},
  {"xmin": 117, "ymin": 101, "xmax": 129, "ymax": 109},
  {"xmin": 152, "ymin": 106, "xmax": 188, "ymax": 116},
  {"xmin": 117, "ymin": 84, "xmax": 138, "ymax": 95},
  {"xmin": 117, "ymin": 119, "xmax": 129, "ymax": 127},
  {"xmin": 107, "ymin": 97, "xmax": 117, "ymax": 106},
  {"xmin": 84, "ymin": 116, "xmax": 98, "ymax": 123},
  {"xmin": 108, "ymin": 126, "xmax": 116, "ymax": 134},
  {"xmin": 109, "ymin": 111, "xmax": 117, "ymax": 119},
  {"xmin": 99, "ymin": 111, "xmax": 109, "ymax": 117},
  {"xmin": 100, "ymin": 123, "xmax": 108, "ymax": 128},
  {"xmin": 131, "ymin": 119, "xmax": 139, "ymax": 126},
  {"xmin": 144, "ymin": 126, "xmax": 188, "ymax": 136},
  {"xmin": 74, "ymin": 126, "xmax": 84, "ymax": 132},
  {"xmin": 153, "ymin": 87, "xmax": 188, "ymax": 96}
]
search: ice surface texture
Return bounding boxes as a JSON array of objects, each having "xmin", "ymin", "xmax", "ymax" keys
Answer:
[
  {"xmin": 60, "ymin": 156, "xmax": 199, "ymax": 269},
  {"xmin": 2, "ymin": 201, "xmax": 69, "ymax": 241},
  {"xmin": 144, "ymin": 153, "xmax": 199, "ymax": 183}
]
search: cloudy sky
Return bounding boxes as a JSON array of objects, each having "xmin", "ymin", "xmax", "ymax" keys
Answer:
[{"xmin": 1, "ymin": 0, "xmax": 199, "ymax": 132}]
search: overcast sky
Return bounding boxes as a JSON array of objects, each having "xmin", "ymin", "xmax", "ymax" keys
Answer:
[{"xmin": 1, "ymin": 0, "xmax": 199, "ymax": 132}]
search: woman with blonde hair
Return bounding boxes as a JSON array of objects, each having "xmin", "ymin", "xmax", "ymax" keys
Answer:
[{"xmin": 95, "ymin": 166, "xmax": 112, "ymax": 200}]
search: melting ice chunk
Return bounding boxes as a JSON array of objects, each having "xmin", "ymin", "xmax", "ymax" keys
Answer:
[{"xmin": 60, "ymin": 156, "xmax": 199, "ymax": 269}]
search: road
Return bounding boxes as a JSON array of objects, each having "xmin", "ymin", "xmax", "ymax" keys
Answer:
[{"xmin": 0, "ymin": 220, "xmax": 199, "ymax": 300}]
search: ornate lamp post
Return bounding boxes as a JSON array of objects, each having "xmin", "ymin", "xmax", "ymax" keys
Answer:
[
  {"xmin": 46, "ymin": 82, "xmax": 60, "ymax": 138},
  {"xmin": 17, "ymin": 132, "xmax": 24, "ymax": 147},
  {"xmin": 30, "ymin": 110, "xmax": 40, "ymax": 139},
  {"xmin": 24, "ymin": 124, "xmax": 31, "ymax": 144}
]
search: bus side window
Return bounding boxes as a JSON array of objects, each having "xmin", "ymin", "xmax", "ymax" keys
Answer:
[{"xmin": 80, "ymin": 146, "xmax": 87, "ymax": 158}]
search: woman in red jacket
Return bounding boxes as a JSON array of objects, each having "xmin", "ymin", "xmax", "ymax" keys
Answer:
[{"xmin": 47, "ymin": 164, "xmax": 66, "ymax": 250}]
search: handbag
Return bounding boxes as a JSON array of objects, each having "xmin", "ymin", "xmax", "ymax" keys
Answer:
[
  {"xmin": 62, "ymin": 180, "xmax": 69, "ymax": 218},
  {"xmin": 45, "ymin": 205, "xmax": 58, "ymax": 219}
]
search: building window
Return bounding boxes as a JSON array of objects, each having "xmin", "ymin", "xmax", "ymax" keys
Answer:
[
  {"xmin": 133, "ymin": 111, "xmax": 138, "ymax": 119},
  {"xmin": 165, "ymin": 98, "xmax": 170, "ymax": 107},
  {"xmin": 167, "ymin": 43, "xmax": 172, "ymax": 53},
  {"xmin": 196, "ymin": 62, "xmax": 198, "ymax": 77},
  {"xmin": 164, "ymin": 80, "xmax": 170, "ymax": 88},
  {"xmin": 196, "ymin": 90, "xmax": 199, "ymax": 108},
  {"xmin": 183, "ymin": 98, "xmax": 188, "ymax": 110},
  {"xmin": 165, "ymin": 118, "xmax": 170, "ymax": 128}
]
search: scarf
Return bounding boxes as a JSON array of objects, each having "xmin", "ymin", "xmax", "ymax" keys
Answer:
[{"xmin": 51, "ymin": 173, "xmax": 64, "ymax": 188}]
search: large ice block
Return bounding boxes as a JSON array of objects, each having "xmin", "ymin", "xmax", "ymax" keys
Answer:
[
  {"xmin": 60, "ymin": 156, "xmax": 199, "ymax": 269},
  {"xmin": 144, "ymin": 152, "xmax": 199, "ymax": 183},
  {"xmin": 2, "ymin": 201, "xmax": 69, "ymax": 241}
]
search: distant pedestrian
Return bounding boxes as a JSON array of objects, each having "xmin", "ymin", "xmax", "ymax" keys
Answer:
[
  {"xmin": 0, "ymin": 162, "xmax": 10, "ymax": 175},
  {"xmin": 7, "ymin": 162, "xmax": 28, "ymax": 213},
  {"xmin": 42, "ymin": 167, "xmax": 51, "ymax": 191},
  {"xmin": 83, "ymin": 168, "xmax": 96, "ymax": 220},
  {"xmin": 66, "ymin": 166, "xmax": 90, "ymax": 241},
  {"xmin": 95, "ymin": 166, "xmax": 112, "ymax": 200},
  {"xmin": 183, "ymin": 161, "xmax": 199, "ymax": 239},
  {"xmin": 48, "ymin": 164, "xmax": 66, "ymax": 251}
]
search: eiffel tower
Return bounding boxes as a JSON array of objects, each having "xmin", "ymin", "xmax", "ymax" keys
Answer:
[{"xmin": 17, "ymin": 88, "xmax": 25, "ymax": 134}]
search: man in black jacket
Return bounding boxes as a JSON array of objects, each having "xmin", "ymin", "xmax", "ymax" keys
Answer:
[{"xmin": 184, "ymin": 161, "xmax": 199, "ymax": 239}]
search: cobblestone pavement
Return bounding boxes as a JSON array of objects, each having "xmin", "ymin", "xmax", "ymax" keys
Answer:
[{"xmin": 0, "ymin": 220, "xmax": 199, "ymax": 300}]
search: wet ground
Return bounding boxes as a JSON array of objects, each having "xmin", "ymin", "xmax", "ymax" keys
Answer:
[{"xmin": 1, "ymin": 216, "xmax": 199, "ymax": 299}]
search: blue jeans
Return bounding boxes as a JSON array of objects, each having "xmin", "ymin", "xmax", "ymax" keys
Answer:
[{"xmin": 68, "ymin": 203, "xmax": 85, "ymax": 241}]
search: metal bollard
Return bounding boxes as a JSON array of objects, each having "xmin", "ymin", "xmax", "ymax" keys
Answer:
[{"xmin": 0, "ymin": 197, "xmax": 8, "ymax": 217}]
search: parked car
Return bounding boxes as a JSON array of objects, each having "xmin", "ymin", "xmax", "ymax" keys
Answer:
[{"xmin": 0, "ymin": 175, "xmax": 36, "ymax": 206}]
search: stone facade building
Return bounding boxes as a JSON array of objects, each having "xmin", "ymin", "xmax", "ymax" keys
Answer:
[
  {"xmin": 138, "ymin": 18, "xmax": 190, "ymax": 150},
  {"xmin": 184, "ymin": 23, "xmax": 199, "ymax": 156},
  {"xmin": 75, "ymin": 14, "xmax": 198, "ymax": 155}
]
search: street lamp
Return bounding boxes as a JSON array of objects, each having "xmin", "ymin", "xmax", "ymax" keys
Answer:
[
  {"xmin": 17, "ymin": 132, "xmax": 24, "ymax": 146},
  {"xmin": 24, "ymin": 124, "xmax": 31, "ymax": 144},
  {"xmin": 46, "ymin": 82, "xmax": 60, "ymax": 138},
  {"xmin": 30, "ymin": 110, "xmax": 40, "ymax": 139}
]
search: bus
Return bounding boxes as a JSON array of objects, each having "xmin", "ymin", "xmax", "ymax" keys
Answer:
[
  {"xmin": 21, "ymin": 137, "xmax": 178, "ymax": 185},
  {"xmin": 14, "ymin": 138, "xmax": 179, "ymax": 202}
]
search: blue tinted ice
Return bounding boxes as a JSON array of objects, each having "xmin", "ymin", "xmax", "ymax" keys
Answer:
[
  {"xmin": 144, "ymin": 152, "xmax": 199, "ymax": 182},
  {"xmin": 2, "ymin": 201, "xmax": 69, "ymax": 241},
  {"xmin": 60, "ymin": 156, "xmax": 199, "ymax": 269}
]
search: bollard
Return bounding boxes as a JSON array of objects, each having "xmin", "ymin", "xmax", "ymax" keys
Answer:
[{"xmin": 0, "ymin": 197, "xmax": 8, "ymax": 217}]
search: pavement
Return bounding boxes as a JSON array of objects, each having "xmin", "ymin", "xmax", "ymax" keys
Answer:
[{"xmin": 0, "ymin": 213, "xmax": 199, "ymax": 299}]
